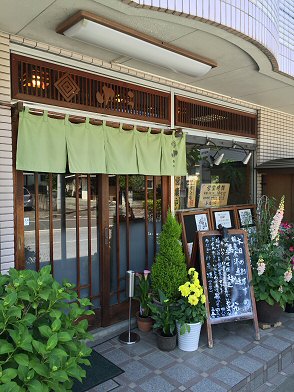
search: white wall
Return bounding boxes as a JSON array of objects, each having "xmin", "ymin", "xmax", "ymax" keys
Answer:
[{"xmin": 0, "ymin": 32, "xmax": 14, "ymax": 273}]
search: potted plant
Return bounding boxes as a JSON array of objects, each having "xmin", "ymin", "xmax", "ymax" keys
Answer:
[
  {"xmin": 279, "ymin": 222, "xmax": 294, "ymax": 313},
  {"xmin": 176, "ymin": 268, "xmax": 207, "ymax": 351},
  {"xmin": 135, "ymin": 270, "xmax": 153, "ymax": 332},
  {"xmin": 250, "ymin": 196, "xmax": 294, "ymax": 324},
  {"xmin": 0, "ymin": 265, "xmax": 93, "ymax": 391},
  {"xmin": 151, "ymin": 211, "xmax": 187, "ymax": 302},
  {"xmin": 148, "ymin": 290, "xmax": 177, "ymax": 351}
]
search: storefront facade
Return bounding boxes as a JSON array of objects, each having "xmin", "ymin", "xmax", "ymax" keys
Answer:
[{"xmin": 0, "ymin": 20, "xmax": 294, "ymax": 325}]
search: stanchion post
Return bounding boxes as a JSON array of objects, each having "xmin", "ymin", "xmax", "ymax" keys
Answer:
[{"xmin": 119, "ymin": 270, "xmax": 140, "ymax": 344}]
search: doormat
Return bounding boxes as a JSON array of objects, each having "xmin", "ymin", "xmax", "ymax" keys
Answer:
[{"xmin": 72, "ymin": 349, "xmax": 124, "ymax": 392}]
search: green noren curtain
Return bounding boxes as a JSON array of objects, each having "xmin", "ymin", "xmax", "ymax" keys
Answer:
[
  {"xmin": 65, "ymin": 116, "xmax": 106, "ymax": 174},
  {"xmin": 104, "ymin": 123, "xmax": 138, "ymax": 175},
  {"xmin": 161, "ymin": 131, "xmax": 187, "ymax": 176},
  {"xmin": 135, "ymin": 127, "xmax": 162, "ymax": 176},
  {"xmin": 16, "ymin": 110, "xmax": 187, "ymax": 176},
  {"xmin": 16, "ymin": 108, "xmax": 67, "ymax": 173}
]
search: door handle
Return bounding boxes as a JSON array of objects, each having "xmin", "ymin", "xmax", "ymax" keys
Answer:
[{"xmin": 104, "ymin": 227, "xmax": 109, "ymax": 245}]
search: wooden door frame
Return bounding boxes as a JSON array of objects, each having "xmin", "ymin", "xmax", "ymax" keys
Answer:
[{"xmin": 12, "ymin": 106, "xmax": 171, "ymax": 326}]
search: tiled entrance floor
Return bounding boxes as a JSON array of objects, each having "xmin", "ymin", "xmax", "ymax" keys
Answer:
[{"xmin": 86, "ymin": 313, "xmax": 294, "ymax": 392}]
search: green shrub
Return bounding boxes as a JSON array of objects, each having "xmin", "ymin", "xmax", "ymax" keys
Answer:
[
  {"xmin": 0, "ymin": 266, "xmax": 93, "ymax": 391},
  {"xmin": 151, "ymin": 211, "xmax": 187, "ymax": 301}
]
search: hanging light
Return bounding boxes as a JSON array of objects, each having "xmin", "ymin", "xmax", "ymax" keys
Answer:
[
  {"xmin": 204, "ymin": 138, "xmax": 224, "ymax": 166},
  {"xmin": 232, "ymin": 142, "xmax": 252, "ymax": 165}
]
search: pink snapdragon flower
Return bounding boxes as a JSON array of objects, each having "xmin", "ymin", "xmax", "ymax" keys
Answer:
[
  {"xmin": 289, "ymin": 246, "xmax": 294, "ymax": 252},
  {"xmin": 270, "ymin": 196, "xmax": 285, "ymax": 242},
  {"xmin": 257, "ymin": 257, "xmax": 266, "ymax": 276},
  {"xmin": 143, "ymin": 270, "xmax": 151, "ymax": 280},
  {"xmin": 284, "ymin": 269, "xmax": 292, "ymax": 283}
]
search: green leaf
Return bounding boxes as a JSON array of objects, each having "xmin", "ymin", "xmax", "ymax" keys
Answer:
[
  {"xmin": 270, "ymin": 289, "xmax": 280, "ymax": 302},
  {"xmin": 49, "ymin": 309, "xmax": 62, "ymax": 319},
  {"xmin": 17, "ymin": 364, "xmax": 28, "ymax": 381},
  {"xmin": 30, "ymin": 360, "xmax": 48, "ymax": 377},
  {"xmin": 39, "ymin": 325, "xmax": 52, "ymax": 338},
  {"xmin": 51, "ymin": 370, "xmax": 69, "ymax": 382},
  {"xmin": 19, "ymin": 335, "xmax": 33, "ymax": 352},
  {"xmin": 32, "ymin": 340, "xmax": 47, "ymax": 356},
  {"xmin": 27, "ymin": 380, "xmax": 43, "ymax": 392},
  {"xmin": 22, "ymin": 313, "xmax": 37, "ymax": 326},
  {"xmin": 0, "ymin": 381, "xmax": 21, "ymax": 392},
  {"xmin": 51, "ymin": 319, "xmax": 61, "ymax": 332},
  {"xmin": 14, "ymin": 353, "xmax": 29, "ymax": 367},
  {"xmin": 58, "ymin": 332, "xmax": 72, "ymax": 342},
  {"xmin": 46, "ymin": 334, "xmax": 58, "ymax": 351},
  {"xmin": 0, "ymin": 340, "xmax": 14, "ymax": 355},
  {"xmin": 18, "ymin": 291, "xmax": 30, "ymax": 301},
  {"xmin": 0, "ymin": 368, "xmax": 18, "ymax": 383},
  {"xmin": 39, "ymin": 288, "xmax": 51, "ymax": 301},
  {"xmin": 7, "ymin": 307, "xmax": 22, "ymax": 319},
  {"xmin": 3, "ymin": 292, "xmax": 17, "ymax": 307}
]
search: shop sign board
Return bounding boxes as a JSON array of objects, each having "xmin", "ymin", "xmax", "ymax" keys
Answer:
[{"xmin": 198, "ymin": 183, "xmax": 230, "ymax": 208}]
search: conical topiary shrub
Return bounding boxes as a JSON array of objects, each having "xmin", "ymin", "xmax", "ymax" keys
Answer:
[{"xmin": 151, "ymin": 211, "xmax": 187, "ymax": 301}]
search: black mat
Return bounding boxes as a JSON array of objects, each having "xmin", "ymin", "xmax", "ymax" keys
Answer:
[{"xmin": 72, "ymin": 349, "xmax": 124, "ymax": 392}]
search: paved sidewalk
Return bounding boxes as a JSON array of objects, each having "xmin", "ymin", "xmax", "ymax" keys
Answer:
[{"xmin": 86, "ymin": 313, "xmax": 294, "ymax": 392}]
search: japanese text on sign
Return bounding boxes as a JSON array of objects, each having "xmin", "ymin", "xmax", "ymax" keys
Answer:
[
  {"xmin": 203, "ymin": 234, "xmax": 252, "ymax": 319},
  {"xmin": 198, "ymin": 183, "xmax": 230, "ymax": 208}
]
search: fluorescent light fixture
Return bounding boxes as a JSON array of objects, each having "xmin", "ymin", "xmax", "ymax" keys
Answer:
[{"xmin": 57, "ymin": 11, "xmax": 216, "ymax": 78}]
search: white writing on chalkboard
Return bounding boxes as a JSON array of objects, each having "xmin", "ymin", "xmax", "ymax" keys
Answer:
[{"xmin": 204, "ymin": 234, "xmax": 253, "ymax": 319}]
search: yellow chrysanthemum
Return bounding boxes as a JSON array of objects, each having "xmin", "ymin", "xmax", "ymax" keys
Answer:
[
  {"xmin": 201, "ymin": 295, "xmax": 206, "ymax": 304},
  {"xmin": 193, "ymin": 278, "xmax": 200, "ymax": 287},
  {"xmin": 189, "ymin": 283, "xmax": 198, "ymax": 292},
  {"xmin": 179, "ymin": 284, "xmax": 190, "ymax": 297},
  {"xmin": 193, "ymin": 271, "xmax": 199, "ymax": 280},
  {"xmin": 188, "ymin": 294, "xmax": 199, "ymax": 306},
  {"xmin": 188, "ymin": 267, "xmax": 195, "ymax": 275},
  {"xmin": 195, "ymin": 288, "xmax": 202, "ymax": 298},
  {"xmin": 184, "ymin": 281, "xmax": 190, "ymax": 288}
]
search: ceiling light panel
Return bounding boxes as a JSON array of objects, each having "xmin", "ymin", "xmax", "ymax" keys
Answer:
[{"xmin": 62, "ymin": 18, "xmax": 212, "ymax": 78}]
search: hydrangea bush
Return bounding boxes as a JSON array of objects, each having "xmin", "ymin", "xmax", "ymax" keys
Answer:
[{"xmin": 0, "ymin": 266, "xmax": 93, "ymax": 391}]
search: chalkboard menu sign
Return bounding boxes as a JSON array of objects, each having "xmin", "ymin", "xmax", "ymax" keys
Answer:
[{"xmin": 197, "ymin": 230, "xmax": 260, "ymax": 348}]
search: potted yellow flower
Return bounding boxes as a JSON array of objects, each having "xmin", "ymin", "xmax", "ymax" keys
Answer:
[{"xmin": 176, "ymin": 268, "xmax": 207, "ymax": 351}]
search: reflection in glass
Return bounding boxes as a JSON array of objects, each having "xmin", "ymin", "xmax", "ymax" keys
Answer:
[{"xmin": 175, "ymin": 143, "xmax": 253, "ymax": 210}]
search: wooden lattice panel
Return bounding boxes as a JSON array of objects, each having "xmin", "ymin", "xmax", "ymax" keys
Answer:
[
  {"xmin": 175, "ymin": 96, "xmax": 257, "ymax": 138},
  {"xmin": 11, "ymin": 54, "xmax": 170, "ymax": 124}
]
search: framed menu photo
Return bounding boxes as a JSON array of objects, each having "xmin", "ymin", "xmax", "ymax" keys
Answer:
[
  {"xmin": 195, "ymin": 213, "xmax": 210, "ymax": 231},
  {"xmin": 235, "ymin": 205, "xmax": 256, "ymax": 228},
  {"xmin": 214, "ymin": 210, "xmax": 232, "ymax": 228},
  {"xmin": 176, "ymin": 209, "xmax": 212, "ymax": 264},
  {"xmin": 210, "ymin": 207, "xmax": 237, "ymax": 230}
]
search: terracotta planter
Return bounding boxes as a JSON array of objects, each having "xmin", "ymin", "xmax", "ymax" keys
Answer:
[
  {"xmin": 136, "ymin": 313, "xmax": 153, "ymax": 332},
  {"xmin": 256, "ymin": 300, "xmax": 283, "ymax": 324},
  {"xmin": 156, "ymin": 331, "xmax": 177, "ymax": 351}
]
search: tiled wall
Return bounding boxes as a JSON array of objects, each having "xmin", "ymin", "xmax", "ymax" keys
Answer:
[
  {"xmin": 257, "ymin": 108, "xmax": 294, "ymax": 164},
  {"xmin": 0, "ymin": 32, "xmax": 14, "ymax": 274}
]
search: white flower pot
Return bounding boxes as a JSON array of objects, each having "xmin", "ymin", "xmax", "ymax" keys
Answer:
[{"xmin": 177, "ymin": 322, "xmax": 202, "ymax": 352}]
